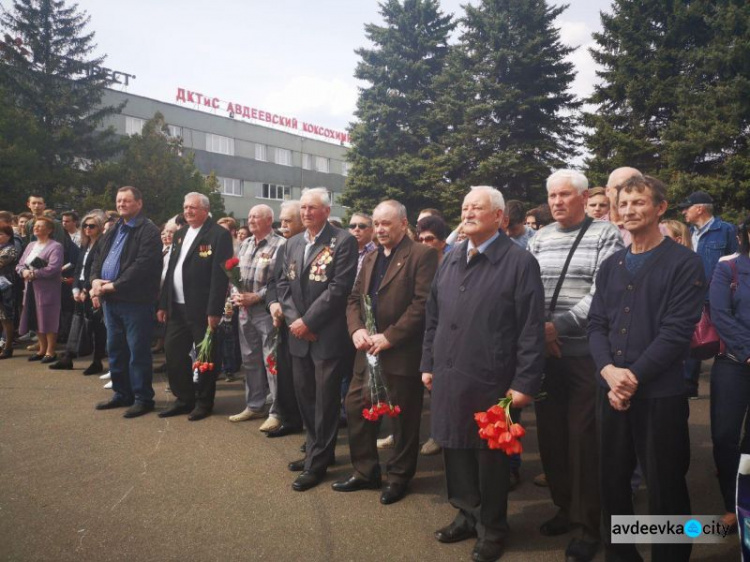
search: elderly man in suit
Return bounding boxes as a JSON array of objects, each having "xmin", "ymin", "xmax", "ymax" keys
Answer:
[
  {"xmin": 422, "ymin": 186, "xmax": 546, "ymax": 562},
  {"xmin": 157, "ymin": 192, "xmax": 234, "ymax": 421},
  {"xmin": 333, "ymin": 200, "xmax": 438, "ymax": 504},
  {"xmin": 276, "ymin": 187, "xmax": 358, "ymax": 491}
]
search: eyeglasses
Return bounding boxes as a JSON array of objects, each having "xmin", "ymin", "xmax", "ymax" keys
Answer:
[
  {"xmin": 82, "ymin": 224, "xmax": 98, "ymax": 229},
  {"xmin": 418, "ymin": 235, "xmax": 437, "ymax": 243},
  {"xmin": 349, "ymin": 223, "xmax": 370, "ymax": 230}
]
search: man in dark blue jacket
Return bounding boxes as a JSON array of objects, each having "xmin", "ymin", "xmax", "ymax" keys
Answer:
[
  {"xmin": 588, "ymin": 176, "xmax": 705, "ymax": 562},
  {"xmin": 679, "ymin": 190, "xmax": 738, "ymax": 397}
]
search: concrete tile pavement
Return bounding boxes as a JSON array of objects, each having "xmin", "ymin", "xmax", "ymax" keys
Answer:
[{"xmin": 0, "ymin": 354, "xmax": 739, "ymax": 561}]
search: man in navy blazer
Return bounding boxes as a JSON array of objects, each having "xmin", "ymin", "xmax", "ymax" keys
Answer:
[{"xmin": 276, "ymin": 187, "xmax": 358, "ymax": 491}]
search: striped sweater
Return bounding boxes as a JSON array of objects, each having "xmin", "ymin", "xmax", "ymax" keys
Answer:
[{"xmin": 528, "ymin": 219, "xmax": 624, "ymax": 356}]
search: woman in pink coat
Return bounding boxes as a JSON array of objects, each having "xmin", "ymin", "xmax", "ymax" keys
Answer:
[{"xmin": 16, "ymin": 217, "xmax": 64, "ymax": 362}]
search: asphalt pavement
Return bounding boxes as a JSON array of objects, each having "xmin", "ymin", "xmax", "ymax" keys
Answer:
[{"xmin": 0, "ymin": 350, "xmax": 740, "ymax": 561}]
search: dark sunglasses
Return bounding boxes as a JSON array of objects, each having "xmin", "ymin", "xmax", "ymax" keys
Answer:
[
  {"xmin": 349, "ymin": 222, "xmax": 370, "ymax": 230},
  {"xmin": 418, "ymin": 235, "xmax": 437, "ymax": 243},
  {"xmin": 82, "ymin": 224, "xmax": 98, "ymax": 229}
]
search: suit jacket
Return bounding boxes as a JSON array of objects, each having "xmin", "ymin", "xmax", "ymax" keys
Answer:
[
  {"xmin": 159, "ymin": 218, "xmax": 234, "ymax": 323},
  {"xmin": 276, "ymin": 222, "xmax": 358, "ymax": 360},
  {"xmin": 346, "ymin": 237, "xmax": 438, "ymax": 377},
  {"xmin": 420, "ymin": 234, "xmax": 546, "ymax": 448}
]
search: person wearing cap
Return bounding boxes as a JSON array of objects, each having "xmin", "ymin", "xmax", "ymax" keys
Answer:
[
  {"xmin": 678, "ymin": 191, "xmax": 738, "ymax": 282},
  {"xmin": 679, "ymin": 190, "xmax": 738, "ymax": 398}
]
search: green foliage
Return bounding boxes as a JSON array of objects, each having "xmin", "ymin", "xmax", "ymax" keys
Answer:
[
  {"xmin": 585, "ymin": 0, "xmax": 750, "ymax": 216},
  {"xmin": 340, "ymin": 0, "xmax": 456, "ymax": 222},
  {"xmin": 436, "ymin": 0, "xmax": 580, "ymax": 221},
  {"xmin": 84, "ymin": 113, "xmax": 224, "ymax": 226},
  {"xmin": 0, "ymin": 0, "xmax": 122, "ymax": 208}
]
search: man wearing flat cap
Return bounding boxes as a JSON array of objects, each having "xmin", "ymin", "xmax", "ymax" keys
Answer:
[{"xmin": 678, "ymin": 190, "xmax": 738, "ymax": 398}]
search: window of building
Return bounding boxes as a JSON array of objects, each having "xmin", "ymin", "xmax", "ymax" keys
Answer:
[
  {"xmin": 167, "ymin": 125, "xmax": 182, "ymax": 138},
  {"xmin": 341, "ymin": 161, "xmax": 349, "ymax": 176},
  {"xmin": 327, "ymin": 190, "xmax": 336, "ymax": 206},
  {"xmin": 315, "ymin": 156, "xmax": 330, "ymax": 173},
  {"xmin": 217, "ymin": 177, "xmax": 243, "ymax": 197},
  {"xmin": 302, "ymin": 153, "xmax": 312, "ymax": 170},
  {"xmin": 206, "ymin": 133, "xmax": 235, "ymax": 155},
  {"xmin": 275, "ymin": 148, "xmax": 291, "ymax": 166},
  {"xmin": 125, "ymin": 116, "xmax": 145, "ymax": 136},
  {"xmin": 255, "ymin": 144, "xmax": 267, "ymax": 161},
  {"xmin": 260, "ymin": 183, "xmax": 291, "ymax": 201}
]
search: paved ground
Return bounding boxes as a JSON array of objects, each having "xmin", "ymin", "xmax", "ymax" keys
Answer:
[{"xmin": 0, "ymin": 350, "xmax": 740, "ymax": 561}]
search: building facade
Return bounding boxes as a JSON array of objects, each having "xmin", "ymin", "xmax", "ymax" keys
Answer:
[{"xmin": 101, "ymin": 89, "xmax": 350, "ymax": 222}]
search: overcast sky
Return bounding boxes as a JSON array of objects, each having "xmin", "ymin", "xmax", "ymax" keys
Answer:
[{"xmin": 70, "ymin": 0, "xmax": 613, "ymax": 137}]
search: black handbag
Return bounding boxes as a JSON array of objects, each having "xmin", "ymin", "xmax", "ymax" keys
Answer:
[{"xmin": 66, "ymin": 305, "xmax": 93, "ymax": 358}]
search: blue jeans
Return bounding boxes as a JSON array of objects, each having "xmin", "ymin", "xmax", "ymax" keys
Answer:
[
  {"xmin": 710, "ymin": 356, "xmax": 750, "ymax": 512},
  {"xmin": 103, "ymin": 300, "xmax": 155, "ymax": 406}
]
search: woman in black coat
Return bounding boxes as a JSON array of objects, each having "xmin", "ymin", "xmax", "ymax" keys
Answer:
[{"xmin": 49, "ymin": 213, "xmax": 107, "ymax": 374}]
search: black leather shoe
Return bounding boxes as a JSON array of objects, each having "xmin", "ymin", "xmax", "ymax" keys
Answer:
[
  {"xmin": 40, "ymin": 354, "xmax": 58, "ymax": 364},
  {"xmin": 565, "ymin": 538, "xmax": 598, "ymax": 562},
  {"xmin": 28, "ymin": 353, "xmax": 43, "ymax": 361},
  {"xmin": 95, "ymin": 397, "xmax": 134, "ymax": 410},
  {"xmin": 472, "ymin": 539, "xmax": 505, "ymax": 562},
  {"xmin": 48, "ymin": 357, "xmax": 74, "ymax": 370},
  {"xmin": 266, "ymin": 424, "xmax": 303, "ymax": 438},
  {"xmin": 0, "ymin": 348, "xmax": 13, "ymax": 359},
  {"xmin": 540, "ymin": 512, "xmax": 571, "ymax": 536},
  {"xmin": 187, "ymin": 407, "xmax": 211, "ymax": 421},
  {"xmin": 83, "ymin": 361, "xmax": 103, "ymax": 375},
  {"xmin": 332, "ymin": 473, "xmax": 382, "ymax": 492},
  {"xmin": 435, "ymin": 521, "xmax": 477, "ymax": 544},
  {"xmin": 123, "ymin": 403, "xmax": 154, "ymax": 419},
  {"xmin": 292, "ymin": 471, "xmax": 323, "ymax": 491},
  {"xmin": 380, "ymin": 481, "xmax": 407, "ymax": 505},
  {"xmin": 288, "ymin": 458, "xmax": 306, "ymax": 472},
  {"xmin": 158, "ymin": 404, "xmax": 194, "ymax": 418}
]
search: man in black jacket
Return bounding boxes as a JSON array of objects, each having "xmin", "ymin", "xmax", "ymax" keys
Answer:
[
  {"xmin": 588, "ymin": 176, "xmax": 705, "ymax": 562},
  {"xmin": 90, "ymin": 186, "xmax": 162, "ymax": 418},
  {"xmin": 157, "ymin": 192, "xmax": 233, "ymax": 421}
]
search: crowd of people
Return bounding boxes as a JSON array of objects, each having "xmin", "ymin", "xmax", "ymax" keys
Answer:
[{"xmin": 0, "ymin": 167, "xmax": 748, "ymax": 562}]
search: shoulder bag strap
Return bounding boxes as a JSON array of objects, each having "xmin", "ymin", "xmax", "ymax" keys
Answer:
[{"xmin": 549, "ymin": 215, "xmax": 594, "ymax": 315}]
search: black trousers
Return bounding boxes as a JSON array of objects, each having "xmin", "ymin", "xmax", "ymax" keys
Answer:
[
  {"xmin": 292, "ymin": 354, "xmax": 343, "ymax": 474},
  {"xmin": 274, "ymin": 325, "xmax": 302, "ymax": 428},
  {"xmin": 599, "ymin": 390, "xmax": 692, "ymax": 562},
  {"xmin": 344, "ymin": 367, "xmax": 424, "ymax": 483},
  {"xmin": 535, "ymin": 355, "xmax": 600, "ymax": 539},
  {"xmin": 444, "ymin": 448, "xmax": 510, "ymax": 544},
  {"xmin": 164, "ymin": 303, "xmax": 217, "ymax": 411}
]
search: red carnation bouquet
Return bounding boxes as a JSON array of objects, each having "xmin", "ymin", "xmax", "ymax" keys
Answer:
[
  {"xmin": 265, "ymin": 328, "xmax": 279, "ymax": 376},
  {"xmin": 222, "ymin": 256, "xmax": 241, "ymax": 289},
  {"xmin": 474, "ymin": 397, "xmax": 526, "ymax": 455},
  {"xmin": 192, "ymin": 326, "xmax": 215, "ymax": 382},
  {"xmin": 361, "ymin": 295, "xmax": 401, "ymax": 421}
]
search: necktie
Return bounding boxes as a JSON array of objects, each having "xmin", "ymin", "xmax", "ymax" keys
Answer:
[{"xmin": 468, "ymin": 248, "xmax": 479, "ymax": 263}]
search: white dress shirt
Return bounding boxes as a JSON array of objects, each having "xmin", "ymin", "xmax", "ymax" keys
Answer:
[{"xmin": 173, "ymin": 226, "xmax": 201, "ymax": 304}]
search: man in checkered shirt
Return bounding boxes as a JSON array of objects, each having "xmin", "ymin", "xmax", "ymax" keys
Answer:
[{"xmin": 228, "ymin": 204, "xmax": 286, "ymax": 431}]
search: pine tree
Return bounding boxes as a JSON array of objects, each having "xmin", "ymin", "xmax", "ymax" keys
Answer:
[
  {"xmin": 340, "ymin": 0, "xmax": 455, "ymax": 220},
  {"xmin": 437, "ymin": 0, "xmax": 580, "ymax": 219},
  {"xmin": 0, "ymin": 0, "xmax": 123, "ymax": 206},
  {"xmin": 85, "ymin": 113, "xmax": 225, "ymax": 226},
  {"xmin": 660, "ymin": 0, "xmax": 750, "ymax": 217},
  {"xmin": 583, "ymin": 1, "xmax": 709, "ymax": 185}
]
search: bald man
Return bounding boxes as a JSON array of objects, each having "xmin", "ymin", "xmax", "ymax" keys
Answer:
[{"xmin": 229, "ymin": 205, "xmax": 287, "ymax": 431}]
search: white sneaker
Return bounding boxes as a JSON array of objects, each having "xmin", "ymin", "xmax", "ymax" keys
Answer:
[
  {"xmin": 103, "ymin": 381, "xmax": 112, "ymax": 389},
  {"xmin": 377, "ymin": 435, "xmax": 395, "ymax": 449},
  {"xmin": 100, "ymin": 371, "xmax": 111, "ymax": 380},
  {"xmin": 259, "ymin": 416, "xmax": 282, "ymax": 432}
]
